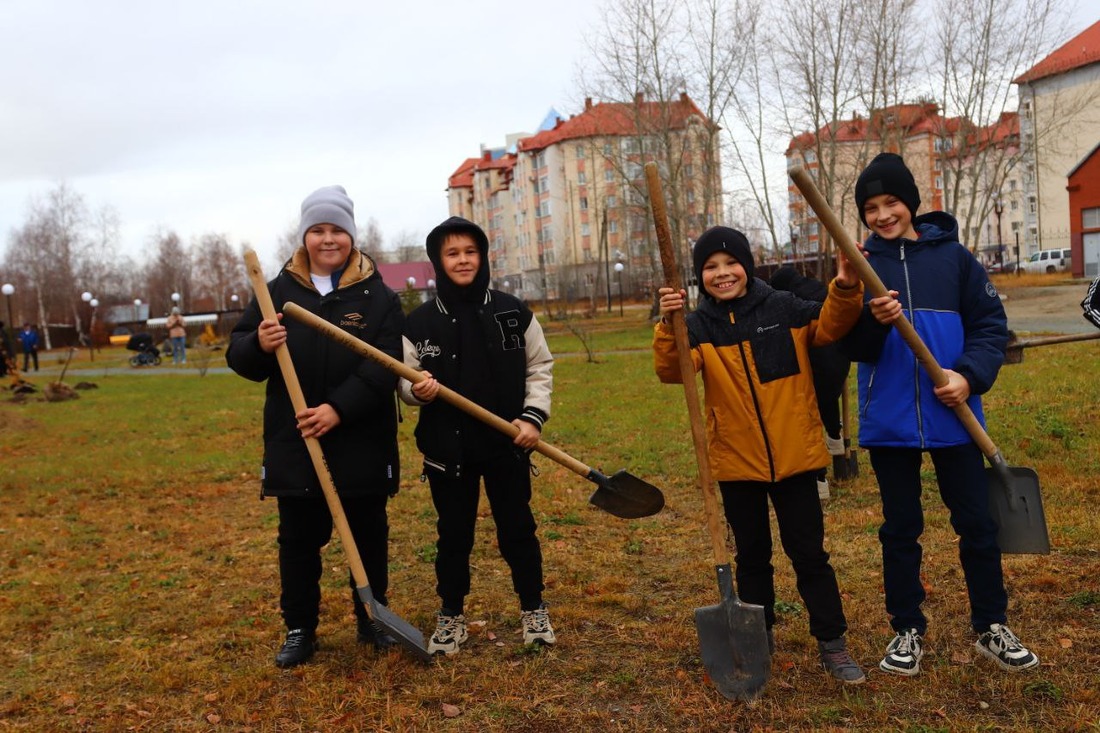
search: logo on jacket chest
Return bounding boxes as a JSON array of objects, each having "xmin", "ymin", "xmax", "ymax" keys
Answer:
[
  {"xmin": 416, "ymin": 338, "xmax": 442, "ymax": 360},
  {"xmin": 340, "ymin": 312, "xmax": 368, "ymax": 331}
]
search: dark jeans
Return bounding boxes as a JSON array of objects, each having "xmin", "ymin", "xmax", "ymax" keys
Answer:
[
  {"xmin": 276, "ymin": 493, "xmax": 389, "ymax": 632},
  {"xmin": 719, "ymin": 471, "xmax": 848, "ymax": 640},
  {"xmin": 428, "ymin": 452, "xmax": 544, "ymax": 614},
  {"xmin": 869, "ymin": 444, "xmax": 1007, "ymax": 634},
  {"xmin": 23, "ymin": 349, "xmax": 38, "ymax": 372}
]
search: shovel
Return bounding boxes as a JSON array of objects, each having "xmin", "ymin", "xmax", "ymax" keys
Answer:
[
  {"xmin": 788, "ymin": 166, "xmax": 1050, "ymax": 554},
  {"xmin": 281, "ymin": 302, "xmax": 664, "ymax": 519},
  {"xmin": 645, "ymin": 163, "xmax": 770, "ymax": 702},
  {"xmin": 243, "ymin": 250, "xmax": 431, "ymax": 662},
  {"xmin": 832, "ymin": 379, "xmax": 859, "ymax": 480}
]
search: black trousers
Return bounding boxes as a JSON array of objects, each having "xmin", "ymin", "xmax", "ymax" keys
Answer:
[
  {"xmin": 428, "ymin": 452, "xmax": 544, "ymax": 614},
  {"xmin": 23, "ymin": 349, "xmax": 38, "ymax": 372},
  {"xmin": 276, "ymin": 493, "xmax": 389, "ymax": 632},
  {"xmin": 870, "ymin": 444, "xmax": 1007, "ymax": 634},
  {"xmin": 719, "ymin": 471, "xmax": 848, "ymax": 640}
]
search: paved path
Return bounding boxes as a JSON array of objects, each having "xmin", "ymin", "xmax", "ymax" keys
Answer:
[{"xmin": 999, "ymin": 283, "xmax": 1097, "ymax": 335}]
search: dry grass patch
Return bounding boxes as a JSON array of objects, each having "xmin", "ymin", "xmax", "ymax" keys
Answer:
[{"xmin": 1, "ymin": 326, "xmax": 1098, "ymax": 731}]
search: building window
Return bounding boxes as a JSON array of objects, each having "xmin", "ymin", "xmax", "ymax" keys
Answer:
[
  {"xmin": 1011, "ymin": 199, "xmax": 1018, "ymax": 211},
  {"xmin": 1084, "ymin": 207, "xmax": 1100, "ymax": 229},
  {"xmin": 934, "ymin": 176, "xmax": 943, "ymax": 190},
  {"xmin": 603, "ymin": 142, "xmax": 612, "ymax": 156},
  {"xmin": 609, "ymin": 220, "xmax": 618, "ymax": 234},
  {"xmin": 607, "ymin": 195, "xmax": 617, "ymax": 208},
  {"xmin": 686, "ymin": 190, "xmax": 695, "ymax": 204},
  {"xmin": 539, "ymin": 176, "xmax": 548, "ymax": 193},
  {"xmin": 576, "ymin": 145, "xmax": 585, "ymax": 159},
  {"xmin": 577, "ymin": 171, "xmax": 587, "ymax": 184},
  {"xmin": 685, "ymin": 164, "xmax": 694, "ymax": 178},
  {"xmin": 582, "ymin": 222, "xmax": 591, "ymax": 236},
  {"xmin": 604, "ymin": 168, "xmax": 614, "ymax": 182},
  {"xmin": 803, "ymin": 150, "xmax": 817, "ymax": 164},
  {"xmin": 580, "ymin": 197, "xmax": 589, "ymax": 210},
  {"xmin": 537, "ymin": 152, "xmax": 547, "ymax": 168}
]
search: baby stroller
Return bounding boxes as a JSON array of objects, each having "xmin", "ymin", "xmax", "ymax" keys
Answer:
[{"xmin": 126, "ymin": 333, "xmax": 161, "ymax": 367}]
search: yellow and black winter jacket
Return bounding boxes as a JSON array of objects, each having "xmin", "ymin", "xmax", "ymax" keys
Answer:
[{"xmin": 654, "ymin": 277, "xmax": 863, "ymax": 483}]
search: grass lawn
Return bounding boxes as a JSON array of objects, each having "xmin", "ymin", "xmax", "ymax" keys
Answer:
[{"xmin": 1, "ymin": 313, "xmax": 1098, "ymax": 731}]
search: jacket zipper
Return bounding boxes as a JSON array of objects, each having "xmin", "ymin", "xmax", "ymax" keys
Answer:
[{"xmin": 900, "ymin": 242, "xmax": 925, "ymax": 448}]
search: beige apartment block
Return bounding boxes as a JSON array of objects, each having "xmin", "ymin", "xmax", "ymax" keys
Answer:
[
  {"xmin": 446, "ymin": 94, "xmax": 721, "ymax": 305},
  {"xmin": 1014, "ymin": 19, "xmax": 1100, "ymax": 257},
  {"xmin": 787, "ymin": 102, "xmax": 1029, "ymax": 266}
]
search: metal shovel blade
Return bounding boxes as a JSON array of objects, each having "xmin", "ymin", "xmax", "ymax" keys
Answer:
[
  {"xmin": 987, "ymin": 465, "xmax": 1050, "ymax": 555},
  {"xmin": 357, "ymin": 586, "xmax": 432, "ymax": 663},
  {"xmin": 586, "ymin": 469, "xmax": 665, "ymax": 518},
  {"xmin": 694, "ymin": 565, "xmax": 771, "ymax": 702},
  {"xmin": 832, "ymin": 438, "xmax": 859, "ymax": 481}
]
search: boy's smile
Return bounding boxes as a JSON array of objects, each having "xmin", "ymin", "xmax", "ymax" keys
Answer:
[
  {"xmin": 702, "ymin": 252, "xmax": 748, "ymax": 301},
  {"xmin": 304, "ymin": 223, "xmax": 353, "ymax": 276},
  {"xmin": 862, "ymin": 194, "xmax": 918, "ymax": 241}
]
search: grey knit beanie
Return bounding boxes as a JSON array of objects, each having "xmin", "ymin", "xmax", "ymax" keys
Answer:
[{"xmin": 298, "ymin": 185, "xmax": 356, "ymax": 244}]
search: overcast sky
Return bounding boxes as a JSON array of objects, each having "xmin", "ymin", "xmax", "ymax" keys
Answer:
[
  {"xmin": 0, "ymin": 0, "xmax": 603, "ymax": 266},
  {"xmin": 2, "ymin": 2, "xmax": 1095, "ymax": 271}
]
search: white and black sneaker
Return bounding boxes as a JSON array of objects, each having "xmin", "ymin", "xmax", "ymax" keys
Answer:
[
  {"xmin": 975, "ymin": 624, "xmax": 1039, "ymax": 671},
  {"xmin": 825, "ymin": 434, "xmax": 846, "ymax": 456},
  {"xmin": 428, "ymin": 613, "xmax": 468, "ymax": 656},
  {"xmin": 521, "ymin": 605, "xmax": 556, "ymax": 646},
  {"xmin": 879, "ymin": 628, "xmax": 923, "ymax": 676}
]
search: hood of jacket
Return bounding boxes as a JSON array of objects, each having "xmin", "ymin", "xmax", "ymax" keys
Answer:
[{"xmin": 425, "ymin": 216, "xmax": 491, "ymax": 304}]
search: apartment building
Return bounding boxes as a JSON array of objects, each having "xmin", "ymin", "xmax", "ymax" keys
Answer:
[
  {"xmin": 786, "ymin": 102, "xmax": 1026, "ymax": 266},
  {"xmin": 1014, "ymin": 19, "xmax": 1100, "ymax": 266},
  {"xmin": 446, "ymin": 93, "xmax": 721, "ymax": 304}
]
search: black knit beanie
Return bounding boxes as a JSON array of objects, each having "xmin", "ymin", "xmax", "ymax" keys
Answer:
[
  {"xmin": 692, "ymin": 227, "xmax": 754, "ymax": 291},
  {"xmin": 855, "ymin": 153, "xmax": 920, "ymax": 226}
]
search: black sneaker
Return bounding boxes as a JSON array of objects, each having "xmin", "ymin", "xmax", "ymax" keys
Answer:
[
  {"xmin": 275, "ymin": 628, "xmax": 317, "ymax": 668},
  {"xmin": 879, "ymin": 628, "xmax": 923, "ymax": 676},
  {"xmin": 357, "ymin": 617, "xmax": 397, "ymax": 650},
  {"xmin": 975, "ymin": 624, "xmax": 1039, "ymax": 671}
]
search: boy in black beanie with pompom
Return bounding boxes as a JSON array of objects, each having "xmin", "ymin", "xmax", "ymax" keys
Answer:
[
  {"xmin": 653, "ymin": 226, "xmax": 867, "ymax": 684},
  {"xmin": 844, "ymin": 152, "xmax": 1038, "ymax": 677}
]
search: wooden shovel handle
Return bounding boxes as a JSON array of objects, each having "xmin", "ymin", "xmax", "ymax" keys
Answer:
[
  {"xmin": 281, "ymin": 302, "xmax": 595, "ymax": 480},
  {"xmin": 645, "ymin": 163, "xmax": 729, "ymax": 566},
  {"xmin": 243, "ymin": 250, "xmax": 371, "ymax": 589},
  {"xmin": 787, "ymin": 166, "xmax": 999, "ymax": 459}
]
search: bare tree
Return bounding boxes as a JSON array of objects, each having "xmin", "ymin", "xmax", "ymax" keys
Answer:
[
  {"xmin": 390, "ymin": 230, "xmax": 423, "ymax": 263},
  {"xmin": 141, "ymin": 229, "xmax": 191, "ymax": 316},
  {"xmin": 359, "ymin": 217, "xmax": 385, "ymax": 262},
  {"xmin": 192, "ymin": 233, "xmax": 246, "ymax": 310}
]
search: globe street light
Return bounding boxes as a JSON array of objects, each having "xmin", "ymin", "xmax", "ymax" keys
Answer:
[
  {"xmin": 171, "ymin": 291, "xmax": 181, "ymax": 313},
  {"xmin": 614, "ymin": 262, "xmax": 625, "ymax": 317},
  {"xmin": 133, "ymin": 298, "xmax": 142, "ymax": 327},
  {"xmin": 81, "ymin": 292, "xmax": 96, "ymax": 361},
  {"xmin": 230, "ymin": 293, "xmax": 240, "ymax": 309},
  {"xmin": 1, "ymin": 283, "xmax": 13, "ymax": 368}
]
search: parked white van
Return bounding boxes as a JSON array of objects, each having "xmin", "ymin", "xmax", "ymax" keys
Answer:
[{"xmin": 1020, "ymin": 248, "xmax": 1072, "ymax": 274}]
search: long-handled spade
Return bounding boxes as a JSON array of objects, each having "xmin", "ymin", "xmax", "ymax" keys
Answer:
[
  {"xmin": 788, "ymin": 165, "xmax": 1050, "ymax": 555},
  {"xmin": 832, "ymin": 379, "xmax": 859, "ymax": 480},
  {"xmin": 243, "ymin": 250, "xmax": 431, "ymax": 662},
  {"xmin": 281, "ymin": 302, "xmax": 665, "ymax": 519},
  {"xmin": 645, "ymin": 163, "xmax": 770, "ymax": 702}
]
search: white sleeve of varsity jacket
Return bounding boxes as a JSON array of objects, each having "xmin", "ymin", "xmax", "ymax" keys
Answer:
[
  {"xmin": 521, "ymin": 316, "xmax": 554, "ymax": 426},
  {"xmin": 398, "ymin": 335, "xmax": 429, "ymax": 405}
]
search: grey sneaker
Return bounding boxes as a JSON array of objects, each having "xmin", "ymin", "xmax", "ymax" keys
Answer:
[
  {"xmin": 975, "ymin": 624, "xmax": 1039, "ymax": 671},
  {"xmin": 826, "ymin": 434, "xmax": 846, "ymax": 456},
  {"xmin": 819, "ymin": 637, "xmax": 866, "ymax": 684},
  {"xmin": 880, "ymin": 628, "xmax": 923, "ymax": 676},
  {"xmin": 428, "ymin": 613, "xmax": 468, "ymax": 656},
  {"xmin": 521, "ymin": 605, "xmax": 556, "ymax": 645}
]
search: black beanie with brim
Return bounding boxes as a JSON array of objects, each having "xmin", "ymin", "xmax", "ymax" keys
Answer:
[
  {"xmin": 855, "ymin": 152, "xmax": 921, "ymax": 227},
  {"xmin": 692, "ymin": 227, "xmax": 754, "ymax": 297}
]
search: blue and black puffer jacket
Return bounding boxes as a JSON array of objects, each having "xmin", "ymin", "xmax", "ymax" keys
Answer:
[{"xmin": 841, "ymin": 211, "xmax": 1008, "ymax": 449}]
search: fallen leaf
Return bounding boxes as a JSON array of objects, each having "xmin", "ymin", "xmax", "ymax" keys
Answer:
[
  {"xmin": 206, "ymin": 713, "xmax": 221, "ymax": 724},
  {"xmin": 1059, "ymin": 638, "xmax": 1072, "ymax": 649},
  {"xmin": 442, "ymin": 703, "xmax": 461, "ymax": 718},
  {"xmin": 978, "ymin": 701, "xmax": 990, "ymax": 710},
  {"xmin": 952, "ymin": 650, "xmax": 972, "ymax": 664},
  {"xmin": 487, "ymin": 631, "xmax": 497, "ymax": 641},
  {"xmin": 204, "ymin": 693, "xmax": 219, "ymax": 702}
]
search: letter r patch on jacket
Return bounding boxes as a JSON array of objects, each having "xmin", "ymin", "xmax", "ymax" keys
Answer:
[{"xmin": 494, "ymin": 310, "xmax": 526, "ymax": 351}]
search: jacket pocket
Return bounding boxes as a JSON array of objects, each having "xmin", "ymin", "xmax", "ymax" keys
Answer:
[{"xmin": 749, "ymin": 327, "xmax": 799, "ymax": 384}]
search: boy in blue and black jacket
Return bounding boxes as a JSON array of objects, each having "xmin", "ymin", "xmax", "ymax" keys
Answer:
[{"xmin": 843, "ymin": 153, "xmax": 1039, "ymax": 677}]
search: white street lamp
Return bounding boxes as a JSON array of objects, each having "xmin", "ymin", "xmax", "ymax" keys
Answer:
[
  {"xmin": 1, "ymin": 283, "xmax": 13, "ymax": 350},
  {"xmin": 613, "ymin": 262, "xmax": 625, "ymax": 317},
  {"xmin": 407, "ymin": 276, "xmax": 417, "ymax": 287},
  {"xmin": 81, "ymin": 292, "xmax": 96, "ymax": 361}
]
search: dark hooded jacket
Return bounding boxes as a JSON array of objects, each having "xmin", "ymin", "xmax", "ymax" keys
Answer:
[
  {"xmin": 226, "ymin": 247, "xmax": 403, "ymax": 497},
  {"xmin": 840, "ymin": 211, "xmax": 1008, "ymax": 448},
  {"xmin": 399, "ymin": 217, "xmax": 553, "ymax": 477}
]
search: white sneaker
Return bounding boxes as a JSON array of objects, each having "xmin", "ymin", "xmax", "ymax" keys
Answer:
[
  {"xmin": 521, "ymin": 605, "xmax": 556, "ymax": 645},
  {"xmin": 975, "ymin": 624, "xmax": 1039, "ymax": 671},
  {"xmin": 879, "ymin": 628, "xmax": 923, "ymax": 676},
  {"xmin": 817, "ymin": 477, "xmax": 831, "ymax": 501},
  {"xmin": 826, "ymin": 435, "xmax": 846, "ymax": 456},
  {"xmin": 428, "ymin": 613, "xmax": 468, "ymax": 656}
]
